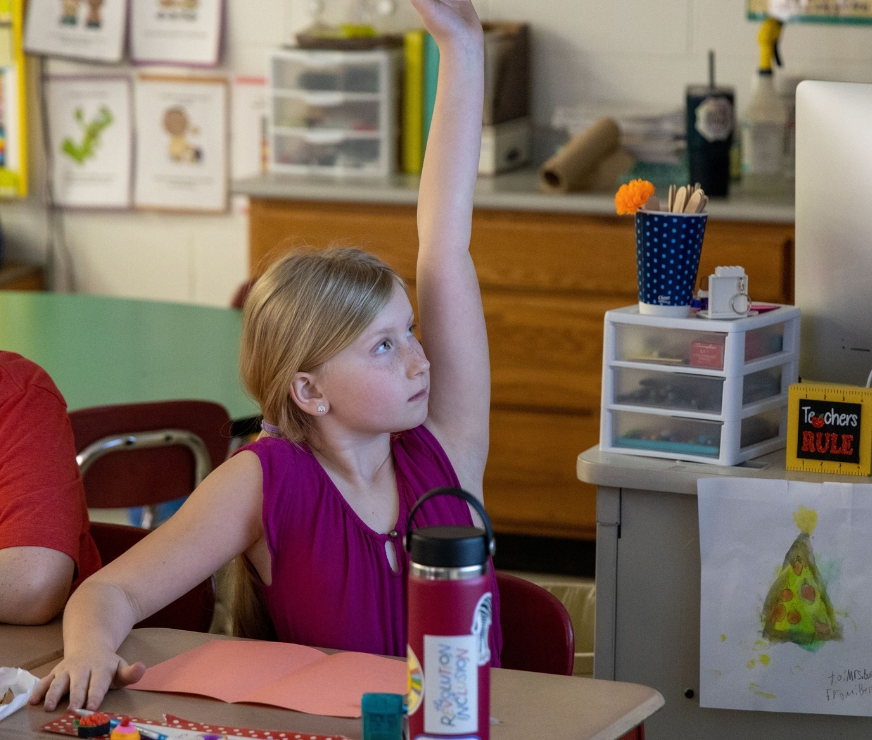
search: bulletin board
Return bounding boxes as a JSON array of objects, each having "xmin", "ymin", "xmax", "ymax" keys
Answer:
[
  {"xmin": 747, "ymin": 0, "xmax": 872, "ymax": 23},
  {"xmin": 0, "ymin": 0, "xmax": 28, "ymax": 197}
]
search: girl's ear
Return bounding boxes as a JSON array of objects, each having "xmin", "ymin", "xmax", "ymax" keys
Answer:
[{"xmin": 289, "ymin": 372, "xmax": 327, "ymax": 416}]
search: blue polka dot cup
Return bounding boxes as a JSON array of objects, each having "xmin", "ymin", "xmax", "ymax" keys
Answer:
[{"xmin": 635, "ymin": 210, "xmax": 707, "ymax": 317}]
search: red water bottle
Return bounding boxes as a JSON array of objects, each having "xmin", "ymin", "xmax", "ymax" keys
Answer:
[{"xmin": 405, "ymin": 487, "xmax": 495, "ymax": 740}]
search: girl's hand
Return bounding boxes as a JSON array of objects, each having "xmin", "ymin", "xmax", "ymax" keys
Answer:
[
  {"xmin": 30, "ymin": 647, "xmax": 146, "ymax": 712},
  {"xmin": 409, "ymin": 0, "xmax": 482, "ymax": 45}
]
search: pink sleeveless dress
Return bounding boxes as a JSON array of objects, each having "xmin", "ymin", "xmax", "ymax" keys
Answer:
[{"xmin": 240, "ymin": 424, "xmax": 502, "ymax": 665}]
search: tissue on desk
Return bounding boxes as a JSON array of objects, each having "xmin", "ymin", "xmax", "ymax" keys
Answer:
[{"xmin": 0, "ymin": 667, "xmax": 39, "ymax": 721}]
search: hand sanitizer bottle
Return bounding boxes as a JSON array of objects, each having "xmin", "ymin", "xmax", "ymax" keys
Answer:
[{"xmin": 740, "ymin": 18, "xmax": 788, "ymax": 195}]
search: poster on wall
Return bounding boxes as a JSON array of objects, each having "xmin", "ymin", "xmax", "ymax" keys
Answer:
[
  {"xmin": 747, "ymin": 0, "xmax": 872, "ymax": 23},
  {"xmin": 130, "ymin": 0, "xmax": 223, "ymax": 66},
  {"xmin": 698, "ymin": 477, "xmax": 872, "ymax": 716},
  {"xmin": 46, "ymin": 75, "xmax": 132, "ymax": 208},
  {"xmin": 231, "ymin": 76, "xmax": 267, "ymax": 181},
  {"xmin": 24, "ymin": 0, "xmax": 127, "ymax": 62},
  {"xmin": 0, "ymin": 0, "xmax": 29, "ymax": 197},
  {"xmin": 133, "ymin": 74, "xmax": 227, "ymax": 212}
]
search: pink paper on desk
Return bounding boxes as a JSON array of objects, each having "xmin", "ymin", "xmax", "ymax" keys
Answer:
[{"xmin": 128, "ymin": 640, "xmax": 406, "ymax": 717}]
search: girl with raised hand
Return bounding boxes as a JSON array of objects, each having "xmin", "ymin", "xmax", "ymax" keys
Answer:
[{"xmin": 33, "ymin": 0, "xmax": 500, "ymax": 713}]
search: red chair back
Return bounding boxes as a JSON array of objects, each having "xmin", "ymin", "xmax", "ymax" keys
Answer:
[
  {"xmin": 69, "ymin": 400, "xmax": 230, "ymax": 633},
  {"xmin": 89, "ymin": 522, "xmax": 215, "ymax": 632},
  {"xmin": 69, "ymin": 400, "xmax": 231, "ymax": 509},
  {"xmin": 496, "ymin": 571, "xmax": 575, "ymax": 676}
]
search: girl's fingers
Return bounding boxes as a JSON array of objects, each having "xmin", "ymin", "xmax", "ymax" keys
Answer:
[
  {"xmin": 112, "ymin": 660, "xmax": 146, "ymax": 689},
  {"xmin": 85, "ymin": 664, "xmax": 117, "ymax": 711},
  {"xmin": 42, "ymin": 671, "xmax": 71, "ymax": 712},
  {"xmin": 29, "ymin": 673, "xmax": 54, "ymax": 705},
  {"xmin": 67, "ymin": 668, "xmax": 93, "ymax": 711}
]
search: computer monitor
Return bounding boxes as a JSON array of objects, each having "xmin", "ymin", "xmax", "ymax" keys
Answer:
[{"xmin": 795, "ymin": 80, "xmax": 872, "ymax": 386}]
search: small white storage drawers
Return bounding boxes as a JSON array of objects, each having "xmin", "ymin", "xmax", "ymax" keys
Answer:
[
  {"xmin": 600, "ymin": 305, "xmax": 801, "ymax": 465},
  {"xmin": 268, "ymin": 49, "xmax": 398, "ymax": 176}
]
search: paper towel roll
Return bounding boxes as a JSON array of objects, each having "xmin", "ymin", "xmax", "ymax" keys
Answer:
[{"xmin": 539, "ymin": 117, "xmax": 625, "ymax": 193}]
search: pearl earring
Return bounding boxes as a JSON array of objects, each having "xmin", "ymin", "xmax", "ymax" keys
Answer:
[{"xmin": 317, "ymin": 405, "xmax": 326, "ymax": 413}]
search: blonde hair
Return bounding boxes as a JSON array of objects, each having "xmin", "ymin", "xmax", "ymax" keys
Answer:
[
  {"xmin": 232, "ymin": 246, "xmax": 403, "ymax": 639},
  {"xmin": 240, "ymin": 247, "xmax": 403, "ymax": 444}
]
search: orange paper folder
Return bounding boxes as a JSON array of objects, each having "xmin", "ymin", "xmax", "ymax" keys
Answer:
[{"xmin": 128, "ymin": 640, "xmax": 407, "ymax": 718}]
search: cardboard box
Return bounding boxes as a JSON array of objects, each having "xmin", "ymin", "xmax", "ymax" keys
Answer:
[
  {"xmin": 483, "ymin": 22, "xmax": 529, "ymax": 126},
  {"xmin": 479, "ymin": 117, "xmax": 531, "ymax": 175}
]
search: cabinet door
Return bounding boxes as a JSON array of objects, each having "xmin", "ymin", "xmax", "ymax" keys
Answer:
[
  {"xmin": 698, "ymin": 221, "xmax": 794, "ymax": 303},
  {"xmin": 484, "ymin": 292, "xmax": 629, "ymax": 412},
  {"xmin": 486, "ymin": 407, "xmax": 600, "ymax": 539}
]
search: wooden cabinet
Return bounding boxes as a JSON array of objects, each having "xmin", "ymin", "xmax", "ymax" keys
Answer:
[{"xmin": 248, "ymin": 197, "xmax": 794, "ymax": 540}]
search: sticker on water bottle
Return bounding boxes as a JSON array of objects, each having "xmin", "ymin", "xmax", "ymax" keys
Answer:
[{"xmin": 423, "ymin": 635, "xmax": 478, "ymax": 734}]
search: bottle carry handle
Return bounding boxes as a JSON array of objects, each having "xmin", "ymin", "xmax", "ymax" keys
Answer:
[{"xmin": 404, "ymin": 486, "xmax": 496, "ymax": 557}]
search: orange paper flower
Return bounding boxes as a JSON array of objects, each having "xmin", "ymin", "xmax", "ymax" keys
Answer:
[{"xmin": 615, "ymin": 179, "xmax": 655, "ymax": 215}]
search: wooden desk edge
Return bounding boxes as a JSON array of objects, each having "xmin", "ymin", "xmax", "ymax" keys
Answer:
[{"xmin": 591, "ymin": 691, "xmax": 665, "ymax": 740}]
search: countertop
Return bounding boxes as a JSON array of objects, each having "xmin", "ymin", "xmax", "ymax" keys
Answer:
[{"xmin": 233, "ymin": 168, "xmax": 795, "ymax": 223}]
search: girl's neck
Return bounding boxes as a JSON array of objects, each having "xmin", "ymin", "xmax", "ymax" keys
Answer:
[{"xmin": 308, "ymin": 431, "xmax": 394, "ymax": 487}]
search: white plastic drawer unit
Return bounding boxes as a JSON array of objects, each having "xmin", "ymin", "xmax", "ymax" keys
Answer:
[
  {"xmin": 268, "ymin": 48, "xmax": 398, "ymax": 176},
  {"xmin": 270, "ymin": 53, "xmax": 383, "ymax": 94},
  {"xmin": 273, "ymin": 131, "xmax": 383, "ymax": 173},
  {"xmin": 272, "ymin": 93, "xmax": 381, "ymax": 132},
  {"xmin": 600, "ymin": 305, "xmax": 801, "ymax": 466}
]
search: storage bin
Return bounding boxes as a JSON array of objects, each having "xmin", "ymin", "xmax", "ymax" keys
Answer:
[
  {"xmin": 268, "ymin": 48, "xmax": 398, "ymax": 176},
  {"xmin": 601, "ymin": 305, "xmax": 800, "ymax": 465}
]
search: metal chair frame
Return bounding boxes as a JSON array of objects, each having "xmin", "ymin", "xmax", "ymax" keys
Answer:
[{"xmin": 76, "ymin": 429, "xmax": 211, "ymax": 529}]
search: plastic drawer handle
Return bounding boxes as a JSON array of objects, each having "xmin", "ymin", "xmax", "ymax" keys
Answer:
[
  {"xmin": 302, "ymin": 130, "xmax": 345, "ymax": 144},
  {"xmin": 304, "ymin": 92, "xmax": 346, "ymax": 106}
]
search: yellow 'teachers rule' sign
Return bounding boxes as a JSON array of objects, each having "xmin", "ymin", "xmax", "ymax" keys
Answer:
[
  {"xmin": 786, "ymin": 383, "xmax": 872, "ymax": 476},
  {"xmin": 748, "ymin": 0, "xmax": 872, "ymax": 23}
]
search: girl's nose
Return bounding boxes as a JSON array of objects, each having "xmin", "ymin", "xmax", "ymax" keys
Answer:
[{"xmin": 405, "ymin": 341, "xmax": 430, "ymax": 376}]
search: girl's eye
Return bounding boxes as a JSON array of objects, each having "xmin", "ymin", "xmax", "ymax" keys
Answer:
[
  {"xmin": 376, "ymin": 340, "xmax": 392, "ymax": 353},
  {"xmin": 407, "ymin": 324, "xmax": 418, "ymax": 336}
]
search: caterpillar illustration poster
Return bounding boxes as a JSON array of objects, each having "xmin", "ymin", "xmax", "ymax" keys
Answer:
[
  {"xmin": 45, "ymin": 76, "xmax": 132, "ymax": 208},
  {"xmin": 698, "ymin": 477, "xmax": 872, "ymax": 716}
]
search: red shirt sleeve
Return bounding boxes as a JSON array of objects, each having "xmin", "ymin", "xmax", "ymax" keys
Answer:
[{"xmin": 0, "ymin": 352, "xmax": 101, "ymax": 589}]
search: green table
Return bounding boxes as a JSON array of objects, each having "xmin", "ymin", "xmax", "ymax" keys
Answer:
[{"xmin": 0, "ymin": 292, "xmax": 258, "ymax": 419}]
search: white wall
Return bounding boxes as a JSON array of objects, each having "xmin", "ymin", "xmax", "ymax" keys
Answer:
[{"xmin": 4, "ymin": 0, "xmax": 872, "ymax": 304}]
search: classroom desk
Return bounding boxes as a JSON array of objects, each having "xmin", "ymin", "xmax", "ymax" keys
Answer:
[
  {"xmin": 578, "ymin": 445, "xmax": 872, "ymax": 739},
  {"xmin": 0, "ymin": 619, "xmax": 63, "ymax": 671},
  {"xmin": 4, "ymin": 628, "xmax": 664, "ymax": 740},
  {"xmin": 0, "ymin": 292, "xmax": 257, "ymax": 419}
]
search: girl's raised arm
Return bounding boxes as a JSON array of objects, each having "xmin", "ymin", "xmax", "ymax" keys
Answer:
[{"xmin": 413, "ymin": 0, "xmax": 488, "ymax": 492}]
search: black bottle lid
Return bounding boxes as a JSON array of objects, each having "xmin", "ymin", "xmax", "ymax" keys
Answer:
[
  {"xmin": 408, "ymin": 525, "xmax": 489, "ymax": 567},
  {"xmin": 405, "ymin": 487, "xmax": 495, "ymax": 567}
]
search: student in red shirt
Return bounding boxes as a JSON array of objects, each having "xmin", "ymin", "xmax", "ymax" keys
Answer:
[{"xmin": 0, "ymin": 351, "xmax": 101, "ymax": 624}]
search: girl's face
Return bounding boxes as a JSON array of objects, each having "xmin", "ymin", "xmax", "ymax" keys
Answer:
[{"xmin": 315, "ymin": 284, "xmax": 430, "ymax": 435}]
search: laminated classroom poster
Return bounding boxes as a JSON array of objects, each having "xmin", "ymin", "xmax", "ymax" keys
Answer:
[
  {"xmin": 698, "ymin": 477, "xmax": 872, "ymax": 716},
  {"xmin": 230, "ymin": 75, "xmax": 267, "ymax": 181},
  {"xmin": 229, "ymin": 75, "xmax": 266, "ymax": 215},
  {"xmin": 45, "ymin": 75, "xmax": 132, "ymax": 208},
  {"xmin": 0, "ymin": 0, "xmax": 28, "ymax": 197},
  {"xmin": 129, "ymin": 0, "xmax": 223, "ymax": 66},
  {"xmin": 133, "ymin": 74, "xmax": 227, "ymax": 212},
  {"xmin": 23, "ymin": 0, "xmax": 126, "ymax": 62}
]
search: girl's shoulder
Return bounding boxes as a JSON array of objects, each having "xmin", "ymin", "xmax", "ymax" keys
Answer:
[{"xmin": 236, "ymin": 436, "xmax": 319, "ymax": 494}]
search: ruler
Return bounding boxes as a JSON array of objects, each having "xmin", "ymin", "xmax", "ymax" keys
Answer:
[{"xmin": 786, "ymin": 382, "xmax": 872, "ymax": 476}]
